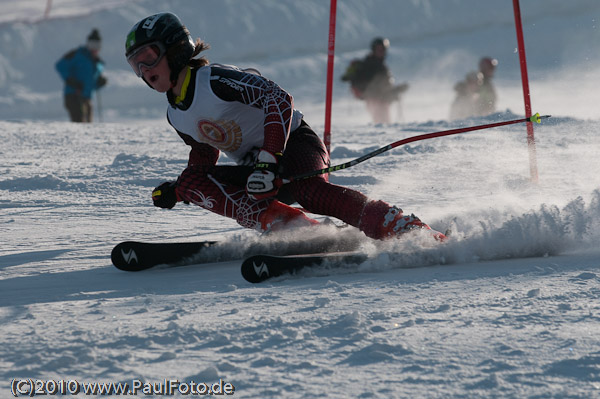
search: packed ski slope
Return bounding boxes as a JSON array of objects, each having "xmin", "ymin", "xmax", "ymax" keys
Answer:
[{"xmin": 2, "ymin": 1, "xmax": 600, "ymax": 398}]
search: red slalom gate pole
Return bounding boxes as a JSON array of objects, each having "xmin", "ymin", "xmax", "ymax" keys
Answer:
[
  {"xmin": 323, "ymin": 0, "xmax": 337, "ymax": 154},
  {"xmin": 512, "ymin": 0, "xmax": 539, "ymax": 183},
  {"xmin": 283, "ymin": 114, "xmax": 549, "ymax": 183}
]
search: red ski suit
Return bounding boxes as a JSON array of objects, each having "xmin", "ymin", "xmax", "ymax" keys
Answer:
[{"xmin": 166, "ymin": 65, "xmax": 400, "ymax": 239}]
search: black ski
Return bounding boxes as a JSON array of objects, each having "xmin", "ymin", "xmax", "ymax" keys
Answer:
[
  {"xmin": 111, "ymin": 230, "xmax": 362, "ymax": 272},
  {"xmin": 111, "ymin": 240, "xmax": 217, "ymax": 271},
  {"xmin": 241, "ymin": 251, "xmax": 369, "ymax": 283}
]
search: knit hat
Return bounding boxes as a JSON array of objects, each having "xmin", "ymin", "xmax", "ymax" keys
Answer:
[{"xmin": 87, "ymin": 29, "xmax": 101, "ymax": 50}]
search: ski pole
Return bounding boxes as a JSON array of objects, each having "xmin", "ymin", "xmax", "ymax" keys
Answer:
[
  {"xmin": 97, "ymin": 90, "xmax": 103, "ymax": 123},
  {"xmin": 282, "ymin": 113, "xmax": 549, "ymax": 183}
]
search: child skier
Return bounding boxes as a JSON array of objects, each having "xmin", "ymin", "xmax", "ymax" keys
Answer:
[{"xmin": 125, "ymin": 13, "xmax": 445, "ymax": 241}]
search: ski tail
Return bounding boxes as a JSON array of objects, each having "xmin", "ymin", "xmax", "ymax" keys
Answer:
[{"xmin": 241, "ymin": 252, "xmax": 369, "ymax": 283}]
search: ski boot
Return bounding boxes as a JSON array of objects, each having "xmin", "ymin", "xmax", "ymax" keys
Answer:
[
  {"xmin": 360, "ymin": 201, "xmax": 446, "ymax": 241},
  {"xmin": 380, "ymin": 206, "xmax": 447, "ymax": 241},
  {"xmin": 258, "ymin": 200, "xmax": 319, "ymax": 234}
]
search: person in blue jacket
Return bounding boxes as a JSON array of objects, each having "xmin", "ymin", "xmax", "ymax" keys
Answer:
[{"xmin": 55, "ymin": 29, "xmax": 107, "ymax": 122}]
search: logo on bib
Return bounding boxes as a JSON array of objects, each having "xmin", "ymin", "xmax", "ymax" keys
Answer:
[{"xmin": 196, "ymin": 119, "xmax": 243, "ymax": 152}]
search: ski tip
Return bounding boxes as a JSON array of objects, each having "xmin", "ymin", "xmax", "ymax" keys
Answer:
[
  {"xmin": 111, "ymin": 242, "xmax": 143, "ymax": 271},
  {"xmin": 241, "ymin": 256, "xmax": 272, "ymax": 283}
]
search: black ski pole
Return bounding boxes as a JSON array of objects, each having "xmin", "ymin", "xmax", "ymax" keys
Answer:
[{"xmin": 282, "ymin": 113, "xmax": 550, "ymax": 184}]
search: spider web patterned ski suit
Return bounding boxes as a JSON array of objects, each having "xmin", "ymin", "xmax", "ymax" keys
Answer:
[{"xmin": 165, "ymin": 64, "xmax": 404, "ymax": 239}]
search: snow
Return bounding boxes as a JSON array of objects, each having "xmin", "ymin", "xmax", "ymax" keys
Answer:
[{"xmin": 1, "ymin": 0, "xmax": 600, "ymax": 398}]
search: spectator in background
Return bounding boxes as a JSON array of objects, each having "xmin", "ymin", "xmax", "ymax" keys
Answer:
[
  {"xmin": 449, "ymin": 71, "xmax": 482, "ymax": 120},
  {"xmin": 55, "ymin": 29, "xmax": 107, "ymax": 122},
  {"xmin": 341, "ymin": 37, "xmax": 409, "ymax": 124},
  {"xmin": 475, "ymin": 56, "xmax": 497, "ymax": 116}
]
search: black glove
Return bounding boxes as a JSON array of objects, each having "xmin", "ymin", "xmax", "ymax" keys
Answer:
[
  {"xmin": 152, "ymin": 181, "xmax": 178, "ymax": 209},
  {"xmin": 97, "ymin": 75, "xmax": 108, "ymax": 88},
  {"xmin": 246, "ymin": 150, "xmax": 281, "ymax": 200},
  {"xmin": 65, "ymin": 77, "xmax": 83, "ymax": 91}
]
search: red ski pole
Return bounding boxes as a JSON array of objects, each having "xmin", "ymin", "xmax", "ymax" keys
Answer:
[{"xmin": 282, "ymin": 113, "xmax": 549, "ymax": 183}]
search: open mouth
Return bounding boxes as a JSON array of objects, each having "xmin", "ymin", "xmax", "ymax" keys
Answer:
[{"xmin": 149, "ymin": 74, "xmax": 159, "ymax": 83}]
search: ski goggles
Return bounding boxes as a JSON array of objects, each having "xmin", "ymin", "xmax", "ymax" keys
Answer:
[{"xmin": 126, "ymin": 41, "xmax": 167, "ymax": 77}]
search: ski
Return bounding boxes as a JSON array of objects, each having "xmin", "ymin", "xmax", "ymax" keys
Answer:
[
  {"xmin": 111, "ymin": 240, "xmax": 217, "ymax": 271},
  {"xmin": 241, "ymin": 251, "xmax": 369, "ymax": 283},
  {"xmin": 111, "ymin": 229, "xmax": 362, "ymax": 272}
]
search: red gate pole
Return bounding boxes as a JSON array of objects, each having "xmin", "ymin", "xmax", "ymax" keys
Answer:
[
  {"xmin": 512, "ymin": 0, "xmax": 539, "ymax": 182},
  {"xmin": 323, "ymin": 0, "xmax": 338, "ymax": 154}
]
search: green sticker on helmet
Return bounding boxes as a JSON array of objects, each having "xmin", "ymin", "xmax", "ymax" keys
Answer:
[{"xmin": 126, "ymin": 31, "xmax": 136, "ymax": 51}]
